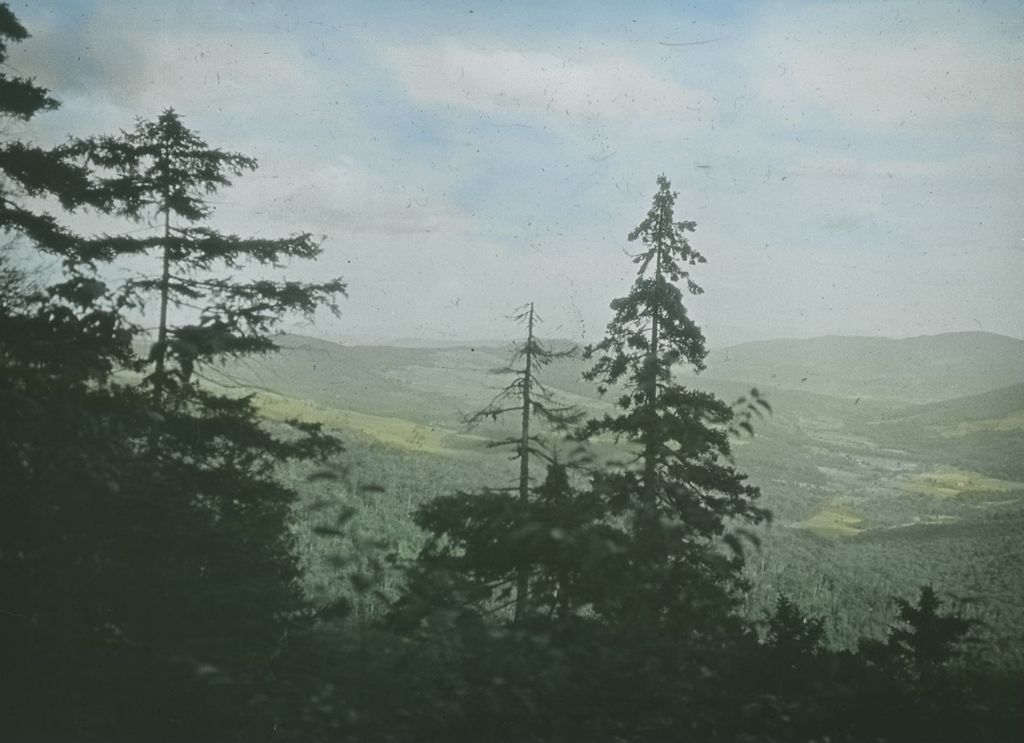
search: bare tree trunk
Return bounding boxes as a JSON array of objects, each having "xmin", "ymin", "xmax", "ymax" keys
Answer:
[
  {"xmin": 513, "ymin": 302, "xmax": 535, "ymax": 622},
  {"xmin": 152, "ymin": 174, "xmax": 172, "ymax": 400}
]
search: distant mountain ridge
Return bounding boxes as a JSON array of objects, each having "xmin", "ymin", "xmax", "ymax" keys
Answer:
[
  {"xmin": 697, "ymin": 331, "xmax": 1024, "ymax": 403},
  {"xmin": 211, "ymin": 331, "xmax": 1024, "ymax": 426}
]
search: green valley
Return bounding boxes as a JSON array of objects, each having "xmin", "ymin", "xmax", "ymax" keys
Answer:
[{"xmin": 208, "ymin": 330, "xmax": 1024, "ymax": 664}]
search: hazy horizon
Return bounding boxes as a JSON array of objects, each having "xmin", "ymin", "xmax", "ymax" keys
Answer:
[{"xmin": 271, "ymin": 325, "xmax": 1024, "ymax": 351}]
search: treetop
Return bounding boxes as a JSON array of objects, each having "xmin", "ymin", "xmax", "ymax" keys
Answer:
[
  {"xmin": 628, "ymin": 174, "xmax": 706, "ymax": 294},
  {"xmin": 0, "ymin": 4, "xmax": 58, "ymax": 120},
  {"xmin": 84, "ymin": 108, "xmax": 258, "ymax": 223}
]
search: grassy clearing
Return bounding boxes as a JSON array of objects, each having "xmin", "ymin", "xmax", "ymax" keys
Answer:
[
  {"xmin": 902, "ymin": 467, "xmax": 1022, "ymax": 499},
  {"xmin": 937, "ymin": 411, "xmax": 1024, "ymax": 438},
  {"xmin": 251, "ymin": 390, "xmax": 452, "ymax": 454},
  {"xmin": 797, "ymin": 505, "xmax": 865, "ymax": 537}
]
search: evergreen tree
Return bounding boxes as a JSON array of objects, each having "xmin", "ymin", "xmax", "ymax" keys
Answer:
[
  {"xmin": 580, "ymin": 174, "xmax": 769, "ymax": 635},
  {"xmin": 0, "ymin": 8, "xmax": 110, "ymax": 275},
  {"xmin": 384, "ymin": 186, "xmax": 773, "ymax": 741},
  {"xmin": 765, "ymin": 593, "xmax": 826, "ymax": 658},
  {"xmin": 887, "ymin": 585, "xmax": 976, "ymax": 677},
  {"xmin": 0, "ymin": 7, "xmax": 143, "ymax": 737},
  {"xmin": 464, "ymin": 302, "xmax": 582, "ymax": 620},
  {"xmin": 83, "ymin": 108, "xmax": 346, "ymax": 397},
  {"xmin": 1, "ymin": 18, "xmax": 346, "ymax": 736},
  {"xmin": 0, "ymin": 1, "xmax": 125, "ymax": 606},
  {"xmin": 395, "ymin": 304, "xmax": 589, "ymax": 625},
  {"xmin": 69, "ymin": 107, "xmax": 348, "ymax": 683}
]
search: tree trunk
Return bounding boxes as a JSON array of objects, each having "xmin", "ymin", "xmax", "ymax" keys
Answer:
[
  {"xmin": 153, "ymin": 169, "xmax": 172, "ymax": 400},
  {"xmin": 643, "ymin": 248, "xmax": 662, "ymax": 509},
  {"xmin": 513, "ymin": 302, "xmax": 535, "ymax": 622}
]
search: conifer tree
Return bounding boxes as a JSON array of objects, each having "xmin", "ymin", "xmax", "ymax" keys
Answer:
[
  {"xmin": 396, "ymin": 304, "xmax": 587, "ymax": 624},
  {"xmin": 0, "ymin": 2, "xmax": 128, "ymax": 614},
  {"xmin": 70, "ymin": 108, "xmax": 348, "ymax": 661},
  {"xmin": 0, "ymin": 7, "xmax": 144, "ymax": 737},
  {"xmin": 464, "ymin": 302, "xmax": 582, "ymax": 620},
  {"xmin": 84, "ymin": 108, "xmax": 346, "ymax": 397},
  {"xmin": 0, "ymin": 7, "xmax": 110, "ymax": 266},
  {"xmin": 1, "ymin": 20, "xmax": 347, "ymax": 735},
  {"xmin": 580, "ymin": 174, "xmax": 769, "ymax": 634},
  {"xmin": 765, "ymin": 594, "xmax": 826, "ymax": 658},
  {"xmin": 887, "ymin": 585, "xmax": 976, "ymax": 677}
]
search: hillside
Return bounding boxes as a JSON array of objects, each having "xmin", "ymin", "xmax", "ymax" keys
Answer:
[
  {"xmin": 211, "ymin": 331, "xmax": 1024, "ymax": 423},
  {"xmin": 698, "ymin": 331, "xmax": 1024, "ymax": 403},
  {"xmin": 206, "ymin": 335, "xmax": 597, "ymax": 432},
  {"xmin": 204, "ymin": 332, "xmax": 1024, "ymax": 479},
  {"xmin": 855, "ymin": 383, "xmax": 1024, "ymax": 481},
  {"xmin": 205, "ymin": 330, "xmax": 1024, "ymax": 662}
]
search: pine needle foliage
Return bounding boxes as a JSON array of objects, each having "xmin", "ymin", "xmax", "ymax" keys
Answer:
[
  {"xmin": 80, "ymin": 108, "xmax": 346, "ymax": 396},
  {"xmin": 1, "ymin": 16, "xmax": 345, "ymax": 736},
  {"xmin": 580, "ymin": 175, "xmax": 769, "ymax": 634}
]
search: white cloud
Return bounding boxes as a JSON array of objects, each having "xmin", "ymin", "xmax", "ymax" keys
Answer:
[
  {"xmin": 749, "ymin": 6, "xmax": 1023, "ymax": 131},
  {"xmin": 88, "ymin": 34, "xmax": 309, "ymax": 114},
  {"xmin": 11, "ymin": 14, "xmax": 358, "ymax": 150},
  {"xmin": 8, "ymin": 2, "xmax": 1022, "ymax": 345},
  {"xmin": 383, "ymin": 42, "xmax": 712, "ymax": 128},
  {"xmin": 223, "ymin": 155, "xmax": 478, "ymax": 237}
]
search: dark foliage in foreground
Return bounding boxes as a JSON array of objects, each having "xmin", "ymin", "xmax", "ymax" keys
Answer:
[
  {"xmin": 1, "ymin": 7, "xmax": 343, "ymax": 739},
  {"xmin": 263, "ymin": 587, "xmax": 1021, "ymax": 742}
]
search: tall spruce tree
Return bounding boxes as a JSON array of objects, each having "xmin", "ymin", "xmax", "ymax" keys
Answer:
[{"xmin": 580, "ymin": 174, "xmax": 769, "ymax": 634}]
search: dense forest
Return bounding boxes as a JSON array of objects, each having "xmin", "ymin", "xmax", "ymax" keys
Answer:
[{"xmin": 2, "ymin": 6, "xmax": 1022, "ymax": 741}]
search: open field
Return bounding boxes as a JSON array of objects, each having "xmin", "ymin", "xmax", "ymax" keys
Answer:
[
  {"xmin": 249, "ymin": 390, "xmax": 457, "ymax": 454},
  {"xmin": 797, "ymin": 504, "xmax": 865, "ymax": 537},
  {"xmin": 902, "ymin": 468, "xmax": 1023, "ymax": 499}
]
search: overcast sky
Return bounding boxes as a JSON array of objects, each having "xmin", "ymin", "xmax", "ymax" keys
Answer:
[{"xmin": 9, "ymin": 1, "xmax": 1024, "ymax": 346}]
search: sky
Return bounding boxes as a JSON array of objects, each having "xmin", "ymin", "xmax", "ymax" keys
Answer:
[{"xmin": 7, "ymin": 0, "xmax": 1024, "ymax": 346}]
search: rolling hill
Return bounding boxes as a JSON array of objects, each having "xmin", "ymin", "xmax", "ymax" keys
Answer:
[
  {"xmin": 205, "ymin": 330, "xmax": 1024, "ymax": 661},
  {"xmin": 210, "ymin": 330, "xmax": 1024, "ymax": 424},
  {"xmin": 698, "ymin": 331, "xmax": 1024, "ymax": 403}
]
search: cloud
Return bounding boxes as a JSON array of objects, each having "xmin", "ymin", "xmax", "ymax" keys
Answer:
[
  {"xmin": 94, "ymin": 34, "xmax": 308, "ymax": 114},
  {"xmin": 226, "ymin": 155, "xmax": 478, "ymax": 237},
  {"xmin": 382, "ymin": 41, "xmax": 712, "ymax": 128},
  {"xmin": 748, "ymin": 5, "xmax": 1024, "ymax": 132},
  {"xmin": 768, "ymin": 150, "xmax": 1022, "ymax": 244},
  {"xmin": 8, "ymin": 2, "xmax": 1022, "ymax": 345},
  {"xmin": 10, "ymin": 13, "xmax": 359, "ymax": 150}
]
